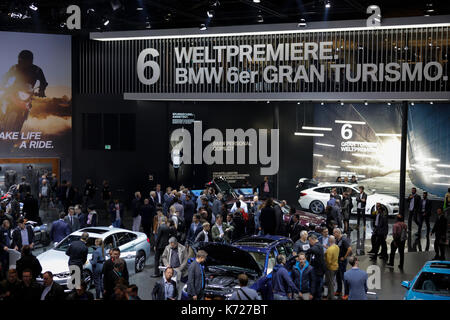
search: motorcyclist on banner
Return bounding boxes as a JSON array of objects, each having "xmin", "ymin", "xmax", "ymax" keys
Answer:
[{"xmin": 0, "ymin": 50, "xmax": 48, "ymax": 133}]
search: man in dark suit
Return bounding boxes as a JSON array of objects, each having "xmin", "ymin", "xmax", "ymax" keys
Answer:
[
  {"xmin": 355, "ymin": 186, "xmax": 367, "ymax": 228},
  {"xmin": 431, "ymin": 208, "xmax": 448, "ymax": 260},
  {"xmin": 154, "ymin": 184, "xmax": 164, "ymax": 206},
  {"xmin": 11, "ymin": 218, "xmax": 35, "ymax": 251},
  {"xmin": 19, "ymin": 269, "xmax": 42, "ymax": 301},
  {"xmin": 64, "ymin": 206, "xmax": 80, "ymax": 232},
  {"xmin": 22, "ymin": 193, "xmax": 39, "ymax": 224},
  {"xmin": 153, "ymin": 217, "xmax": 171, "ymax": 277},
  {"xmin": 15, "ymin": 245, "xmax": 42, "ymax": 280},
  {"xmin": 407, "ymin": 187, "xmax": 421, "ymax": 234},
  {"xmin": 183, "ymin": 194, "xmax": 195, "ymax": 229},
  {"xmin": 102, "ymin": 248, "xmax": 129, "ymax": 300},
  {"xmin": 186, "ymin": 214, "xmax": 203, "ymax": 243},
  {"xmin": 187, "ymin": 250, "xmax": 207, "ymax": 300},
  {"xmin": 141, "ymin": 197, "xmax": 156, "ymax": 241},
  {"xmin": 50, "ymin": 213, "xmax": 71, "ymax": 243},
  {"xmin": 194, "ymin": 222, "xmax": 211, "ymax": 243},
  {"xmin": 419, "ymin": 191, "xmax": 433, "ymax": 251},
  {"xmin": 63, "ymin": 181, "xmax": 75, "ymax": 212},
  {"xmin": 259, "ymin": 176, "xmax": 273, "ymax": 200},
  {"xmin": 370, "ymin": 204, "xmax": 389, "ymax": 261},
  {"xmin": 289, "ymin": 214, "xmax": 303, "ymax": 242},
  {"xmin": 65, "ymin": 232, "xmax": 88, "ymax": 273},
  {"xmin": 40, "ymin": 271, "xmax": 65, "ymax": 300},
  {"xmin": 152, "ymin": 267, "xmax": 178, "ymax": 300}
]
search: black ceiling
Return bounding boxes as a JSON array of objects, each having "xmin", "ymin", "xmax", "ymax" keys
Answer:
[{"xmin": 0, "ymin": 0, "xmax": 448, "ymax": 34}]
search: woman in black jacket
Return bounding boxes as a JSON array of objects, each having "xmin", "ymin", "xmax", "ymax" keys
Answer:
[{"xmin": 260, "ymin": 198, "xmax": 276, "ymax": 235}]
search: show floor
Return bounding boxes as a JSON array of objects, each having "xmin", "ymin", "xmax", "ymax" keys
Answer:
[{"xmin": 33, "ymin": 208, "xmax": 449, "ymax": 300}]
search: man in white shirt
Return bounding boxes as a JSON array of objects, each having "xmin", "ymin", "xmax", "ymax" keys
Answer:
[{"xmin": 230, "ymin": 195, "xmax": 248, "ymax": 213}]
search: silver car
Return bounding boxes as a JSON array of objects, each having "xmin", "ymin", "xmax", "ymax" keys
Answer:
[{"xmin": 36, "ymin": 227, "xmax": 151, "ymax": 291}]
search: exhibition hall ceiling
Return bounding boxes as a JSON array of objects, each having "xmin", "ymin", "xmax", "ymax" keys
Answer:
[{"xmin": 0, "ymin": 0, "xmax": 449, "ymax": 33}]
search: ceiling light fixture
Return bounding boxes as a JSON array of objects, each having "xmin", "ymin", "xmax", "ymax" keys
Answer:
[
  {"xmin": 207, "ymin": 10, "xmax": 214, "ymax": 18},
  {"xmin": 325, "ymin": 1, "xmax": 331, "ymax": 9},
  {"xmin": 29, "ymin": 3, "xmax": 38, "ymax": 11},
  {"xmin": 200, "ymin": 24, "xmax": 207, "ymax": 31},
  {"xmin": 257, "ymin": 14, "xmax": 264, "ymax": 23},
  {"xmin": 297, "ymin": 18, "xmax": 306, "ymax": 27},
  {"xmin": 253, "ymin": 0, "xmax": 261, "ymax": 3}
]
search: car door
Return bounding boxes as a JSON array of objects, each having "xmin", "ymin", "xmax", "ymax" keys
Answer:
[
  {"xmin": 313, "ymin": 187, "xmax": 332, "ymax": 206},
  {"xmin": 114, "ymin": 232, "xmax": 137, "ymax": 273}
]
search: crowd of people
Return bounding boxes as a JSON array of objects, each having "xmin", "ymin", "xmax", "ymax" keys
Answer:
[{"xmin": 0, "ymin": 175, "xmax": 447, "ymax": 301}]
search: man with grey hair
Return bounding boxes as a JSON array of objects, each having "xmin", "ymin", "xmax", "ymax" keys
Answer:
[
  {"xmin": 293, "ymin": 230, "xmax": 310, "ymax": 255},
  {"xmin": 324, "ymin": 235, "xmax": 339, "ymax": 300},
  {"xmin": 161, "ymin": 237, "xmax": 188, "ymax": 282}
]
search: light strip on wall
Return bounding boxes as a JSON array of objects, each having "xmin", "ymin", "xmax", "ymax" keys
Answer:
[
  {"xmin": 437, "ymin": 164, "xmax": 450, "ymax": 168},
  {"xmin": 302, "ymin": 126, "xmax": 333, "ymax": 131},
  {"xmin": 326, "ymin": 165, "xmax": 341, "ymax": 168},
  {"xmin": 415, "ymin": 157, "xmax": 440, "ymax": 162},
  {"xmin": 335, "ymin": 120, "xmax": 366, "ymax": 125},
  {"xmin": 317, "ymin": 169, "xmax": 338, "ymax": 174},
  {"xmin": 433, "ymin": 182, "xmax": 450, "ymax": 186},
  {"xmin": 295, "ymin": 132, "xmax": 324, "ymax": 137},
  {"xmin": 432, "ymin": 174, "xmax": 450, "ymax": 178},
  {"xmin": 375, "ymin": 133, "xmax": 402, "ymax": 137},
  {"xmin": 90, "ymin": 22, "xmax": 450, "ymax": 41},
  {"xmin": 352, "ymin": 153, "xmax": 373, "ymax": 158},
  {"xmin": 313, "ymin": 154, "xmax": 324, "ymax": 157},
  {"xmin": 341, "ymin": 160, "xmax": 352, "ymax": 163},
  {"xmin": 315, "ymin": 142, "xmax": 335, "ymax": 147}
]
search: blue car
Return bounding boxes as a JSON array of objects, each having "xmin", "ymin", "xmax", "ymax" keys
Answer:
[
  {"xmin": 181, "ymin": 235, "xmax": 294, "ymax": 300},
  {"xmin": 401, "ymin": 260, "xmax": 450, "ymax": 300}
]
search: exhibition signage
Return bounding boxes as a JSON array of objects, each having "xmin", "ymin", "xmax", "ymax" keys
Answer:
[{"xmin": 86, "ymin": 16, "xmax": 450, "ymax": 100}]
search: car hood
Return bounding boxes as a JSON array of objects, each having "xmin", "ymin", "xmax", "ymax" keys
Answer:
[
  {"xmin": 37, "ymin": 249, "xmax": 91, "ymax": 275},
  {"xmin": 195, "ymin": 242, "xmax": 262, "ymax": 276},
  {"xmin": 369, "ymin": 194, "xmax": 399, "ymax": 203}
]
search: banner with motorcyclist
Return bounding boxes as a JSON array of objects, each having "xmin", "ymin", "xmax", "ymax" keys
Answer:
[{"xmin": 0, "ymin": 31, "xmax": 71, "ymax": 169}]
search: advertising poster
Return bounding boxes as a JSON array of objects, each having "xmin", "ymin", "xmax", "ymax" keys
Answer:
[
  {"xmin": 312, "ymin": 103, "xmax": 403, "ymax": 197},
  {"xmin": 0, "ymin": 31, "xmax": 72, "ymax": 180},
  {"xmin": 312, "ymin": 103, "xmax": 449, "ymax": 200}
]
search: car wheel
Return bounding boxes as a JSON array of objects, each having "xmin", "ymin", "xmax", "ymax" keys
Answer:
[
  {"xmin": 309, "ymin": 200, "xmax": 324, "ymax": 214},
  {"xmin": 135, "ymin": 251, "xmax": 146, "ymax": 273},
  {"xmin": 82, "ymin": 269, "xmax": 93, "ymax": 289}
]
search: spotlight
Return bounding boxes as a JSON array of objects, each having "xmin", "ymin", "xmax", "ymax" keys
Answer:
[
  {"xmin": 29, "ymin": 3, "xmax": 38, "ymax": 11},
  {"xmin": 200, "ymin": 24, "xmax": 207, "ymax": 31},
  {"xmin": 211, "ymin": 0, "xmax": 220, "ymax": 7},
  {"xmin": 325, "ymin": 1, "xmax": 331, "ymax": 9},
  {"xmin": 266, "ymin": 101, "xmax": 270, "ymax": 104},
  {"xmin": 207, "ymin": 10, "xmax": 214, "ymax": 18},
  {"xmin": 430, "ymin": 101, "xmax": 434, "ymax": 104},
  {"xmin": 340, "ymin": 101, "xmax": 344, "ymax": 106},
  {"xmin": 321, "ymin": 102, "xmax": 325, "ymax": 105},
  {"xmin": 257, "ymin": 14, "xmax": 264, "ymax": 23},
  {"xmin": 145, "ymin": 19, "xmax": 151, "ymax": 29},
  {"xmin": 387, "ymin": 102, "xmax": 391, "ymax": 106},
  {"xmin": 87, "ymin": 8, "xmax": 95, "ymax": 14},
  {"xmin": 253, "ymin": 0, "xmax": 261, "ymax": 3},
  {"xmin": 411, "ymin": 102, "xmax": 415, "ymax": 106},
  {"xmin": 297, "ymin": 102, "xmax": 300, "ymax": 105},
  {"xmin": 9, "ymin": 12, "xmax": 23, "ymax": 19},
  {"xmin": 103, "ymin": 18, "xmax": 110, "ymax": 26},
  {"xmin": 110, "ymin": 0, "xmax": 122, "ymax": 11},
  {"xmin": 136, "ymin": 7, "xmax": 144, "ymax": 11},
  {"xmin": 297, "ymin": 18, "xmax": 306, "ymax": 27},
  {"xmin": 364, "ymin": 101, "xmax": 368, "ymax": 106}
]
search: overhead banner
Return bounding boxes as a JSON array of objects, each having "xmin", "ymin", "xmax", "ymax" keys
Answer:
[{"xmin": 84, "ymin": 23, "xmax": 449, "ymax": 100}]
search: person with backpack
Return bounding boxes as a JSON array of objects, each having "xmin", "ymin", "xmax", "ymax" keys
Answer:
[
  {"xmin": 230, "ymin": 274, "xmax": 261, "ymax": 300},
  {"xmin": 387, "ymin": 215, "xmax": 407, "ymax": 270},
  {"xmin": 291, "ymin": 252, "xmax": 316, "ymax": 300}
]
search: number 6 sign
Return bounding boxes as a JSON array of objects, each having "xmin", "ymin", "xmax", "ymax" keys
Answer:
[{"xmin": 341, "ymin": 123, "xmax": 353, "ymax": 140}]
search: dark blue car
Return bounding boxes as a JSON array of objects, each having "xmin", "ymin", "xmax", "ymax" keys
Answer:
[{"xmin": 181, "ymin": 235, "xmax": 294, "ymax": 300}]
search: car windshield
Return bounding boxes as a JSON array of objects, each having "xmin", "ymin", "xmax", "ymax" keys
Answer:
[
  {"xmin": 55, "ymin": 235, "xmax": 100, "ymax": 254},
  {"xmin": 412, "ymin": 272, "xmax": 450, "ymax": 296},
  {"xmin": 246, "ymin": 251, "xmax": 266, "ymax": 272}
]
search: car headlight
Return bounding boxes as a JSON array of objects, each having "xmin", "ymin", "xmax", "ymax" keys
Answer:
[{"xmin": 54, "ymin": 272, "xmax": 70, "ymax": 278}]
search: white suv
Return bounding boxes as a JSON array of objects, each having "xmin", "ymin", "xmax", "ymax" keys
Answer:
[{"xmin": 298, "ymin": 183, "xmax": 400, "ymax": 216}]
